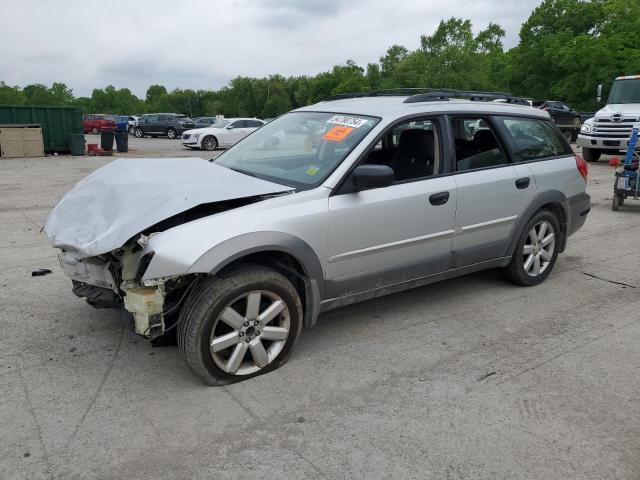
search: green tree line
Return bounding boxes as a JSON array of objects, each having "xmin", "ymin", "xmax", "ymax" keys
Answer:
[{"xmin": 1, "ymin": 0, "xmax": 639, "ymax": 117}]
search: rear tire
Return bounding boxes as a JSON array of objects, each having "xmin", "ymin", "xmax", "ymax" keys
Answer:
[
  {"xmin": 582, "ymin": 147, "xmax": 601, "ymax": 163},
  {"xmin": 134, "ymin": 127, "xmax": 144, "ymax": 138},
  {"xmin": 177, "ymin": 265, "xmax": 303, "ymax": 385},
  {"xmin": 503, "ymin": 210, "xmax": 561, "ymax": 287},
  {"xmin": 612, "ymin": 194, "xmax": 623, "ymax": 211}
]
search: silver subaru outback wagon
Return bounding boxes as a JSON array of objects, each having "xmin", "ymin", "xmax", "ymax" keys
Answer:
[{"xmin": 45, "ymin": 90, "xmax": 591, "ymax": 385}]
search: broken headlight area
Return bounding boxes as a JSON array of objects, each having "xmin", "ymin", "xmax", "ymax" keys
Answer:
[{"xmin": 61, "ymin": 244, "xmax": 198, "ymax": 340}]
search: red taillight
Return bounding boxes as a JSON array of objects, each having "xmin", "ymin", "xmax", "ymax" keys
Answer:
[{"xmin": 575, "ymin": 154, "xmax": 588, "ymax": 181}]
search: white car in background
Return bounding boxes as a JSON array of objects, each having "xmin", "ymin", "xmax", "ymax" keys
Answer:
[
  {"xmin": 182, "ymin": 118, "xmax": 266, "ymax": 150},
  {"xmin": 127, "ymin": 115, "xmax": 141, "ymax": 135}
]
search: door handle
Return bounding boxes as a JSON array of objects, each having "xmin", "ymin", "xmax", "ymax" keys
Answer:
[
  {"xmin": 429, "ymin": 191, "xmax": 450, "ymax": 206},
  {"xmin": 515, "ymin": 177, "xmax": 530, "ymax": 189}
]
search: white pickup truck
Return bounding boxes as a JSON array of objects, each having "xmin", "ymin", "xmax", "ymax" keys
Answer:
[{"xmin": 578, "ymin": 75, "xmax": 640, "ymax": 162}]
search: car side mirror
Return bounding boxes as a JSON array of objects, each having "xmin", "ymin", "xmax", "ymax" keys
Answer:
[{"xmin": 352, "ymin": 165, "xmax": 395, "ymax": 190}]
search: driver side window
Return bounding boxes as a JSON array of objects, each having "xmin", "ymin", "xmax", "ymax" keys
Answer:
[{"xmin": 361, "ymin": 118, "xmax": 440, "ymax": 182}]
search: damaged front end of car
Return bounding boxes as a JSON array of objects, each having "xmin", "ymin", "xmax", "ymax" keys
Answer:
[
  {"xmin": 45, "ymin": 157, "xmax": 295, "ymax": 339},
  {"xmin": 59, "ymin": 238, "xmax": 199, "ymax": 339}
]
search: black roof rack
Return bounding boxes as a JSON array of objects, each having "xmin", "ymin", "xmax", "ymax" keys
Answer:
[
  {"xmin": 323, "ymin": 88, "xmax": 434, "ymax": 102},
  {"xmin": 403, "ymin": 89, "xmax": 528, "ymax": 104},
  {"xmin": 322, "ymin": 88, "xmax": 529, "ymax": 105}
]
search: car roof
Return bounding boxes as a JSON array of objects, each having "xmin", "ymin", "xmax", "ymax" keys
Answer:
[
  {"xmin": 296, "ymin": 96, "xmax": 548, "ymax": 120},
  {"xmin": 225, "ymin": 118, "xmax": 264, "ymax": 122}
]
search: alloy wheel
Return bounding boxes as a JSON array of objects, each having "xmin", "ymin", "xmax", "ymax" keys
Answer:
[
  {"xmin": 209, "ymin": 290, "xmax": 290, "ymax": 376},
  {"xmin": 203, "ymin": 136, "xmax": 217, "ymax": 150},
  {"xmin": 522, "ymin": 220, "xmax": 555, "ymax": 277}
]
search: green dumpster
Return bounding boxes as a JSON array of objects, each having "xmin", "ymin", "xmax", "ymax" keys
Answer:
[
  {"xmin": 69, "ymin": 133, "xmax": 85, "ymax": 156},
  {"xmin": 0, "ymin": 105, "xmax": 83, "ymax": 153}
]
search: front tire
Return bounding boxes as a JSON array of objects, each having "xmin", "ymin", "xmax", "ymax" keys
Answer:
[
  {"xmin": 201, "ymin": 135, "xmax": 218, "ymax": 151},
  {"xmin": 167, "ymin": 128, "xmax": 177, "ymax": 139},
  {"xmin": 503, "ymin": 210, "xmax": 561, "ymax": 286},
  {"xmin": 177, "ymin": 265, "xmax": 303, "ymax": 385},
  {"xmin": 582, "ymin": 147, "xmax": 601, "ymax": 163},
  {"xmin": 134, "ymin": 127, "xmax": 144, "ymax": 138}
]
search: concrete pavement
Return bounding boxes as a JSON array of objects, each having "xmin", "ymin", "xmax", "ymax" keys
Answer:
[{"xmin": 0, "ymin": 145, "xmax": 639, "ymax": 479}]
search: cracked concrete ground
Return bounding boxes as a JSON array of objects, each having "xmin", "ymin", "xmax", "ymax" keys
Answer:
[{"xmin": 0, "ymin": 139, "xmax": 639, "ymax": 480}]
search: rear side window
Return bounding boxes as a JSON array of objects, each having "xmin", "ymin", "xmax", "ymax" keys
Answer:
[
  {"xmin": 498, "ymin": 117, "xmax": 573, "ymax": 162},
  {"xmin": 450, "ymin": 117, "xmax": 509, "ymax": 172}
]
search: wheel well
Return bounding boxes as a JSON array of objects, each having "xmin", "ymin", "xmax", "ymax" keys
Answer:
[
  {"xmin": 216, "ymin": 251, "xmax": 307, "ymax": 309},
  {"xmin": 539, "ymin": 202, "xmax": 567, "ymax": 251}
]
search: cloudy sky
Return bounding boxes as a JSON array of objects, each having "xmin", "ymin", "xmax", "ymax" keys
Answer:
[{"xmin": 0, "ymin": 0, "xmax": 541, "ymax": 97}]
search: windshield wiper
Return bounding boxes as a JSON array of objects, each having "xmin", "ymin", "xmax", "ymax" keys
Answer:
[{"xmin": 227, "ymin": 166, "xmax": 261, "ymax": 179}]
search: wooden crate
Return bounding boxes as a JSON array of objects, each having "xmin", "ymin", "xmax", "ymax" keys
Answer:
[{"xmin": 0, "ymin": 125, "xmax": 45, "ymax": 158}]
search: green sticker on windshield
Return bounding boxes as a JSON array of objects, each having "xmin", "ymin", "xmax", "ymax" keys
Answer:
[{"xmin": 306, "ymin": 166, "xmax": 320, "ymax": 176}]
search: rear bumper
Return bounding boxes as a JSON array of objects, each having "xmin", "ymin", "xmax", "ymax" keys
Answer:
[
  {"xmin": 577, "ymin": 134, "xmax": 634, "ymax": 151},
  {"xmin": 567, "ymin": 191, "xmax": 591, "ymax": 238}
]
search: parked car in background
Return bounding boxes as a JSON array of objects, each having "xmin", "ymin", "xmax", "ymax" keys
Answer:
[
  {"xmin": 533, "ymin": 100, "xmax": 581, "ymax": 142},
  {"xmin": 133, "ymin": 113, "xmax": 195, "ymax": 139},
  {"xmin": 194, "ymin": 117, "xmax": 218, "ymax": 129},
  {"xmin": 111, "ymin": 115, "xmax": 130, "ymax": 132},
  {"xmin": 83, "ymin": 114, "xmax": 116, "ymax": 134},
  {"xmin": 127, "ymin": 115, "xmax": 141, "ymax": 134},
  {"xmin": 579, "ymin": 112, "xmax": 595, "ymax": 124},
  {"xmin": 182, "ymin": 118, "xmax": 265, "ymax": 150}
]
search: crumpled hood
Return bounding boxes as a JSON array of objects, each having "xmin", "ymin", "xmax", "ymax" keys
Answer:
[{"xmin": 44, "ymin": 157, "xmax": 293, "ymax": 257}]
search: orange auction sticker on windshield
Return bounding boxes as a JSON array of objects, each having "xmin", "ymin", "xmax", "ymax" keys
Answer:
[{"xmin": 323, "ymin": 125, "xmax": 354, "ymax": 142}]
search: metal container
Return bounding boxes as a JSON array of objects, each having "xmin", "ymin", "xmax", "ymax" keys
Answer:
[{"xmin": 0, "ymin": 105, "xmax": 83, "ymax": 153}]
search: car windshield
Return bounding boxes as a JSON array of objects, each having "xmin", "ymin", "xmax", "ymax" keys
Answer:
[
  {"xmin": 215, "ymin": 111, "xmax": 380, "ymax": 188},
  {"xmin": 608, "ymin": 79, "xmax": 640, "ymax": 104}
]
